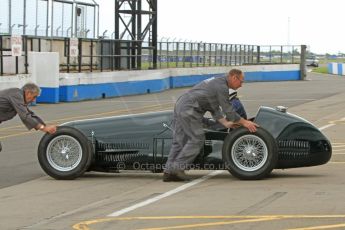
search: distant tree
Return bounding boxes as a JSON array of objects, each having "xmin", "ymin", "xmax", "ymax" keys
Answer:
[
  {"xmin": 293, "ymin": 48, "xmax": 300, "ymax": 55},
  {"xmin": 338, "ymin": 52, "xmax": 345, "ymax": 57}
]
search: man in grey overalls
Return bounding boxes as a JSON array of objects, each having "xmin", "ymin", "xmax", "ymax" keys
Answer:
[
  {"xmin": 163, "ymin": 69, "xmax": 258, "ymax": 182},
  {"xmin": 0, "ymin": 83, "xmax": 57, "ymax": 152}
]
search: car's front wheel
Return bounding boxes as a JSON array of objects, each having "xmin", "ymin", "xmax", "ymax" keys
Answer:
[
  {"xmin": 222, "ymin": 127, "xmax": 278, "ymax": 180},
  {"xmin": 37, "ymin": 126, "xmax": 93, "ymax": 180}
]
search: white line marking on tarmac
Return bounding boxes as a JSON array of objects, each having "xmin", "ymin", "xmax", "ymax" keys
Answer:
[
  {"xmin": 319, "ymin": 124, "xmax": 335, "ymax": 131},
  {"xmin": 333, "ymin": 149, "xmax": 345, "ymax": 152},
  {"xmin": 320, "ymin": 116, "xmax": 345, "ymax": 130},
  {"xmin": 107, "ymin": 170, "xmax": 223, "ymax": 217}
]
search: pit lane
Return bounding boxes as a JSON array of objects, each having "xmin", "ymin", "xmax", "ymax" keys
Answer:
[{"xmin": 1, "ymin": 72, "xmax": 345, "ymax": 230}]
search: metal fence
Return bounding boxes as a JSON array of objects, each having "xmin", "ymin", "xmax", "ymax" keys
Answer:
[
  {"xmin": 0, "ymin": 0, "xmax": 99, "ymax": 38},
  {"xmin": 153, "ymin": 41, "xmax": 301, "ymax": 69},
  {"xmin": 0, "ymin": 34, "xmax": 303, "ymax": 76}
]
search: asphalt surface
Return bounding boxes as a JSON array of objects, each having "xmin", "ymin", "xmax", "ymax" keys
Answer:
[{"xmin": 1, "ymin": 71, "xmax": 345, "ymax": 230}]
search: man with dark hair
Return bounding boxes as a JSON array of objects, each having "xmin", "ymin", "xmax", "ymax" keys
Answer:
[
  {"xmin": 163, "ymin": 69, "xmax": 258, "ymax": 182},
  {"xmin": 0, "ymin": 83, "xmax": 57, "ymax": 152}
]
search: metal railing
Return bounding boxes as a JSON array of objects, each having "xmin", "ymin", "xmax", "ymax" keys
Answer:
[
  {"xmin": 0, "ymin": 0, "xmax": 99, "ymax": 39},
  {"xmin": 0, "ymin": 35, "xmax": 303, "ymax": 76}
]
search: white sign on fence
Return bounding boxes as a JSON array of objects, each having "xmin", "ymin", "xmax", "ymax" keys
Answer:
[
  {"xmin": 70, "ymin": 38, "xmax": 79, "ymax": 57},
  {"xmin": 11, "ymin": 35, "xmax": 22, "ymax": 57}
]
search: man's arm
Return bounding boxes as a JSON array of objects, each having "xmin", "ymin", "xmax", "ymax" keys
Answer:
[
  {"xmin": 26, "ymin": 107, "xmax": 57, "ymax": 134},
  {"xmin": 215, "ymin": 88, "xmax": 258, "ymax": 132},
  {"xmin": 9, "ymin": 93, "xmax": 40, "ymax": 130},
  {"xmin": 237, "ymin": 118, "xmax": 258, "ymax": 132},
  {"xmin": 217, "ymin": 117, "xmax": 258, "ymax": 132},
  {"xmin": 35, "ymin": 123, "xmax": 57, "ymax": 134},
  {"xmin": 9, "ymin": 94, "xmax": 57, "ymax": 134}
]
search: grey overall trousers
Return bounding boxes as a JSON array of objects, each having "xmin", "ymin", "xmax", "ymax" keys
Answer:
[{"xmin": 164, "ymin": 95, "xmax": 205, "ymax": 173}]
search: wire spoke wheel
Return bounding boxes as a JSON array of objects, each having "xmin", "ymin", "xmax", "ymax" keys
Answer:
[
  {"xmin": 231, "ymin": 134, "xmax": 268, "ymax": 171},
  {"xmin": 222, "ymin": 127, "xmax": 277, "ymax": 180},
  {"xmin": 46, "ymin": 135, "xmax": 83, "ymax": 171},
  {"xmin": 38, "ymin": 126, "xmax": 93, "ymax": 180}
]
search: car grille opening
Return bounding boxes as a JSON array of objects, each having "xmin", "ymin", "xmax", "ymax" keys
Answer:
[
  {"xmin": 278, "ymin": 140, "xmax": 310, "ymax": 160},
  {"xmin": 96, "ymin": 151, "xmax": 142, "ymax": 162}
]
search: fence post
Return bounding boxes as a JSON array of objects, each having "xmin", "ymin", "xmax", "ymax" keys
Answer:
[
  {"xmin": 197, "ymin": 42, "xmax": 200, "ymax": 67},
  {"xmin": 167, "ymin": 40, "xmax": 170, "ymax": 68},
  {"xmin": 257, "ymin": 46, "xmax": 260, "ymax": 64},
  {"xmin": 230, "ymin": 45, "xmax": 232, "ymax": 65},
  {"xmin": 78, "ymin": 38, "xmax": 82, "ymax": 72},
  {"xmin": 190, "ymin": 42, "xmax": 193, "ymax": 68},
  {"xmin": 239, "ymin": 45, "xmax": 242, "ymax": 65},
  {"xmin": 90, "ymin": 40, "xmax": 93, "ymax": 72},
  {"xmin": 215, "ymin": 44, "xmax": 218, "ymax": 66},
  {"xmin": 251, "ymin": 45, "xmax": 254, "ymax": 63},
  {"xmin": 111, "ymin": 39, "xmax": 114, "ymax": 71},
  {"xmin": 208, "ymin": 43, "xmax": 212, "ymax": 66},
  {"xmin": 159, "ymin": 41, "xmax": 162, "ymax": 68},
  {"xmin": 127, "ymin": 41, "xmax": 130, "ymax": 69},
  {"xmin": 152, "ymin": 39, "xmax": 157, "ymax": 70},
  {"xmin": 182, "ymin": 42, "xmax": 186, "ymax": 68},
  {"xmin": 175, "ymin": 42, "xmax": 179, "ymax": 67},
  {"xmin": 100, "ymin": 39, "xmax": 103, "ymax": 72},
  {"xmin": 23, "ymin": 35, "xmax": 28, "ymax": 74},
  {"xmin": 203, "ymin": 43, "xmax": 206, "ymax": 67},
  {"xmin": 66, "ymin": 38, "xmax": 70, "ymax": 73},
  {"xmin": 0, "ymin": 36, "xmax": 3, "ymax": 76},
  {"xmin": 220, "ymin": 44, "xmax": 223, "ymax": 66},
  {"xmin": 137, "ymin": 40, "xmax": 142, "ymax": 70},
  {"xmin": 115, "ymin": 39, "xmax": 121, "ymax": 69},
  {"xmin": 300, "ymin": 45, "xmax": 307, "ymax": 80},
  {"xmin": 15, "ymin": 56, "xmax": 19, "ymax": 75},
  {"xmin": 225, "ymin": 44, "xmax": 228, "ymax": 66}
]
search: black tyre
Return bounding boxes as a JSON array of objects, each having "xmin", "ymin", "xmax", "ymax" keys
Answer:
[
  {"xmin": 222, "ymin": 127, "xmax": 278, "ymax": 180},
  {"xmin": 38, "ymin": 126, "xmax": 93, "ymax": 180}
]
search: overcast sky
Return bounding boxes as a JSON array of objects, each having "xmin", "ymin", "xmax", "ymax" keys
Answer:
[{"xmin": 99, "ymin": 0, "xmax": 344, "ymax": 54}]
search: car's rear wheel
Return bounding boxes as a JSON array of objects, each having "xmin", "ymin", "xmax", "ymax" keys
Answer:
[
  {"xmin": 38, "ymin": 126, "xmax": 93, "ymax": 180},
  {"xmin": 222, "ymin": 127, "xmax": 278, "ymax": 180}
]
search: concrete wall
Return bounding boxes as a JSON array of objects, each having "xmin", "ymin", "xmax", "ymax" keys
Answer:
[
  {"xmin": 0, "ymin": 52, "xmax": 301, "ymax": 103},
  {"xmin": 0, "ymin": 74, "xmax": 35, "ymax": 90},
  {"xmin": 328, "ymin": 63, "xmax": 345, "ymax": 76},
  {"xmin": 59, "ymin": 64, "xmax": 300, "ymax": 102}
]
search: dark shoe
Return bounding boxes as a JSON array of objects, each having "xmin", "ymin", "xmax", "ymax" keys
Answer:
[
  {"xmin": 163, "ymin": 171, "xmax": 190, "ymax": 182},
  {"xmin": 0, "ymin": 141, "xmax": 2, "ymax": 152}
]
